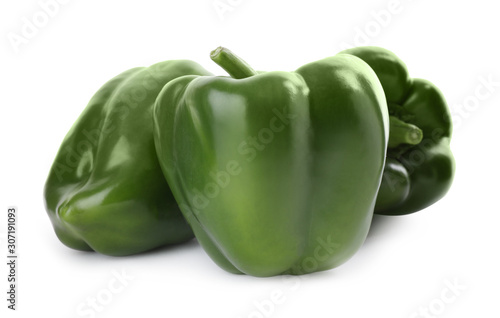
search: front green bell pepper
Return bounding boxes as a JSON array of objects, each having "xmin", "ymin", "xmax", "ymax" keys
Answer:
[
  {"xmin": 44, "ymin": 60, "xmax": 211, "ymax": 256},
  {"xmin": 153, "ymin": 47, "xmax": 389, "ymax": 276},
  {"xmin": 342, "ymin": 47, "xmax": 455, "ymax": 215}
]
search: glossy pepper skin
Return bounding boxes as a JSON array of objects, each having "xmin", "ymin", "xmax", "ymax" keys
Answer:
[
  {"xmin": 342, "ymin": 47, "xmax": 455, "ymax": 215},
  {"xmin": 154, "ymin": 47, "xmax": 389, "ymax": 276},
  {"xmin": 44, "ymin": 60, "xmax": 212, "ymax": 255}
]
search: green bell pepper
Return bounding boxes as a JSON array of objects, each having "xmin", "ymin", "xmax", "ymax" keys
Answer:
[
  {"xmin": 153, "ymin": 47, "xmax": 389, "ymax": 276},
  {"xmin": 44, "ymin": 60, "xmax": 212, "ymax": 256},
  {"xmin": 342, "ymin": 46, "xmax": 455, "ymax": 215}
]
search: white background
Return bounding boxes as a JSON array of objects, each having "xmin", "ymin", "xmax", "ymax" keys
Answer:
[{"xmin": 1, "ymin": 0, "xmax": 499, "ymax": 317}]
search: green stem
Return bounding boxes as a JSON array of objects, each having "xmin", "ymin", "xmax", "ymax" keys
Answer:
[
  {"xmin": 210, "ymin": 47, "xmax": 258, "ymax": 79},
  {"xmin": 388, "ymin": 116, "xmax": 423, "ymax": 148}
]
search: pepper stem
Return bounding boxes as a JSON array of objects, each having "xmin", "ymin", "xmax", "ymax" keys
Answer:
[
  {"xmin": 210, "ymin": 47, "xmax": 258, "ymax": 79},
  {"xmin": 388, "ymin": 116, "xmax": 423, "ymax": 148}
]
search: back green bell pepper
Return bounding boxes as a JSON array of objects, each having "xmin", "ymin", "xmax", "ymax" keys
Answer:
[
  {"xmin": 342, "ymin": 47, "xmax": 455, "ymax": 215},
  {"xmin": 44, "ymin": 60, "xmax": 211, "ymax": 255},
  {"xmin": 153, "ymin": 47, "xmax": 389, "ymax": 276}
]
